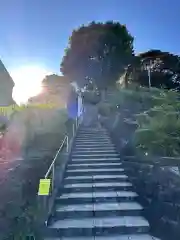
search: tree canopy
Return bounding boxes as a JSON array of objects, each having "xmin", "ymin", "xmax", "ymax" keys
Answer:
[
  {"xmin": 127, "ymin": 50, "xmax": 180, "ymax": 90},
  {"xmin": 28, "ymin": 74, "xmax": 71, "ymax": 107},
  {"xmin": 61, "ymin": 21, "xmax": 134, "ymax": 89},
  {"xmin": 42, "ymin": 74, "xmax": 71, "ymax": 94}
]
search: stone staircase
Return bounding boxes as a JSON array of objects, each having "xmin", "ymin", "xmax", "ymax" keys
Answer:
[{"xmin": 44, "ymin": 126, "xmax": 159, "ymax": 240}]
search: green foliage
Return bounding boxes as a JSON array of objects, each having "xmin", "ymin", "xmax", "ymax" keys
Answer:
[
  {"xmin": 103, "ymin": 86, "xmax": 180, "ymax": 157},
  {"xmin": 127, "ymin": 50, "xmax": 180, "ymax": 90},
  {"xmin": 0, "ymin": 109, "xmax": 68, "ymax": 239},
  {"xmin": 134, "ymin": 89, "xmax": 180, "ymax": 156},
  {"xmin": 61, "ymin": 21, "xmax": 134, "ymax": 89}
]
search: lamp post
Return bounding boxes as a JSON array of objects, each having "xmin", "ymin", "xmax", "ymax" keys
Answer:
[
  {"xmin": 143, "ymin": 57, "xmax": 162, "ymax": 89},
  {"xmin": 142, "ymin": 59, "xmax": 152, "ymax": 89},
  {"xmin": 147, "ymin": 62, "xmax": 152, "ymax": 88}
]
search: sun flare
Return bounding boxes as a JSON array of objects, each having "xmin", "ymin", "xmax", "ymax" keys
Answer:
[{"xmin": 11, "ymin": 66, "xmax": 50, "ymax": 104}]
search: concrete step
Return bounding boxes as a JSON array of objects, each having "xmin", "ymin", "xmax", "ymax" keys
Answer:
[
  {"xmin": 62, "ymin": 182, "xmax": 133, "ymax": 193},
  {"xmin": 78, "ymin": 130, "xmax": 107, "ymax": 133},
  {"xmin": 56, "ymin": 191, "xmax": 138, "ymax": 204},
  {"xmin": 44, "ymin": 235, "xmax": 160, "ymax": 240},
  {"xmin": 76, "ymin": 139, "xmax": 111, "ymax": 144},
  {"xmin": 77, "ymin": 135, "xmax": 109, "ymax": 138},
  {"xmin": 73, "ymin": 146, "xmax": 116, "ymax": 150},
  {"xmin": 74, "ymin": 143, "xmax": 114, "ymax": 147},
  {"xmin": 55, "ymin": 202, "xmax": 143, "ymax": 219},
  {"xmin": 76, "ymin": 135, "xmax": 110, "ymax": 138},
  {"xmin": 71, "ymin": 158, "xmax": 121, "ymax": 163},
  {"xmin": 76, "ymin": 135, "xmax": 109, "ymax": 139},
  {"xmin": 66, "ymin": 168, "xmax": 124, "ymax": 176},
  {"xmin": 45, "ymin": 216, "xmax": 149, "ymax": 237},
  {"xmin": 68, "ymin": 162, "xmax": 122, "ymax": 166},
  {"xmin": 76, "ymin": 137, "xmax": 110, "ymax": 140},
  {"xmin": 78, "ymin": 129, "xmax": 106, "ymax": 132},
  {"xmin": 67, "ymin": 163, "xmax": 122, "ymax": 169},
  {"xmin": 76, "ymin": 138, "xmax": 110, "ymax": 142},
  {"xmin": 72, "ymin": 150, "xmax": 116, "ymax": 154},
  {"xmin": 64, "ymin": 174, "xmax": 128, "ymax": 184},
  {"xmin": 77, "ymin": 132, "xmax": 108, "ymax": 134},
  {"xmin": 72, "ymin": 154, "xmax": 119, "ymax": 159}
]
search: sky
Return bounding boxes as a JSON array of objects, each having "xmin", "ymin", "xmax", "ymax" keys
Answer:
[{"xmin": 0, "ymin": 0, "xmax": 180, "ymax": 102}]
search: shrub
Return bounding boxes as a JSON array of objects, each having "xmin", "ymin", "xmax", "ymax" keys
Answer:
[
  {"xmin": 134, "ymin": 89, "xmax": 180, "ymax": 157},
  {"xmin": 0, "ymin": 107, "xmax": 68, "ymax": 239}
]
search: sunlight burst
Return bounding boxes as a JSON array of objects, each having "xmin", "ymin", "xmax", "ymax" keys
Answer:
[{"xmin": 11, "ymin": 65, "xmax": 51, "ymax": 104}]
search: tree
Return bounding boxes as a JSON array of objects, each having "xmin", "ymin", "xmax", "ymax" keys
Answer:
[
  {"xmin": 127, "ymin": 50, "xmax": 180, "ymax": 90},
  {"xmin": 42, "ymin": 74, "xmax": 71, "ymax": 95},
  {"xmin": 61, "ymin": 21, "xmax": 134, "ymax": 90},
  {"xmin": 29, "ymin": 74, "xmax": 71, "ymax": 108}
]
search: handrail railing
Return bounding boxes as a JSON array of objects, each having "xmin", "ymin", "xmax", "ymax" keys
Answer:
[
  {"xmin": 44, "ymin": 135, "xmax": 68, "ymax": 189},
  {"xmin": 45, "ymin": 135, "xmax": 68, "ymax": 179},
  {"xmin": 44, "ymin": 116, "xmax": 80, "ymax": 179},
  {"xmin": 39, "ymin": 115, "xmax": 81, "ymax": 228}
]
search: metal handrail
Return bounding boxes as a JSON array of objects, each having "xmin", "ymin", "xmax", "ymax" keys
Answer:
[
  {"xmin": 45, "ymin": 135, "xmax": 68, "ymax": 179},
  {"xmin": 44, "ymin": 115, "xmax": 81, "ymax": 190},
  {"xmin": 38, "ymin": 116, "xmax": 81, "ymax": 230}
]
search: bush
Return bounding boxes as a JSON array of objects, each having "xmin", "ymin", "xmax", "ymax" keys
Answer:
[
  {"xmin": 103, "ymin": 87, "xmax": 180, "ymax": 158},
  {"xmin": 134, "ymin": 89, "xmax": 180, "ymax": 157},
  {"xmin": 0, "ymin": 107, "xmax": 68, "ymax": 239}
]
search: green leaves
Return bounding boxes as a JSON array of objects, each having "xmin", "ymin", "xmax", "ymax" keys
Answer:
[
  {"xmin": 61, "ymin": 21, "xmax": 134, "ymax": 89},
  {"xmin": 134, "ymin": 89, "xmax": 180, "ymax": 157},
  {"xmin": 126, "ymin": 50, "xmax": 180, "ymax": 90}
]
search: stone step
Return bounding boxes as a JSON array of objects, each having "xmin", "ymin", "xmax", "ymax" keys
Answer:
[
  {"xmin": 76, "ymin": 138, "xmax": 110, "ymax": 142},
  {"xmin": 72, "ymin": 154, "xmax": 119, "ymax": 159},
  {"xmin": 71, "ymin": 158, "xmax": 120, "ymax": 163},
  {"xmin": 55, "ymin": 202, "xmax": 143, "ymax": 219},
  {"xmin": 68, "ymin": 162, "xmax": 122, "ymax": 166},
  {"xmin": 75, "ymin": 141, "xmax": 111, "ymax": 145},
  {"xmin": 74, "ymin": 143, "xmax": 114, "ymax": 147},
  {"xmin": 73, "ymin": 146, "xmax": 116, "ymax": 150},
  {"xmin": 66, "ymin": 168, "xmax": 124, "ymax": 176},
  {"xmin": 78, "ymin": 130, "xmax": 106, "ymax": 133},
  {"xmin": 44, "ymin": 234, "xmax": 160, "ymax": 240},
  {"xmin": 64, "ymin": 175, "xmax": 128, "ymax": 184},
  {"xmin": 62, "ymin": 182, "xmax": 132, "ymax": 193},
  {"xmin": 77, "ymin": 134, "xmax": 109, "ymax": 138},
  {"xmin": 67, "ymin": 163, "xmax": 122, "ymax": 169},
  {"xmin": 78, "ymin": 129, "xmax": 107, "ymax": 132},
  {"xmin": 57, "ymin": 191, "xmax": 138, "ymax": 204},
  {"xmin": 45, "ymin": 216, "xmax": 149, "ymax": 237},
  {"xmin": 78, "ymin": 129, "xmax": 106, "ymax": 132},
  {"xmin": 76, "ymin": 137, "xmax": 110, "ymax": 140},
  {"xmin": 76, "ymin": 135, "xmax": 109, "ymax": 138},
  {"xmin": 72, "ymin": 150, "xmax": 116, "ymax": 154},
  {"xmin": 76, "ymin": 132, "xmax": 109, "ymax": 138}
]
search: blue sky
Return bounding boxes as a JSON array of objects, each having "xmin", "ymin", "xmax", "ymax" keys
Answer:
[{"xmin": 0, "ymin": 0, "xmax": 180, "ymax": 74}]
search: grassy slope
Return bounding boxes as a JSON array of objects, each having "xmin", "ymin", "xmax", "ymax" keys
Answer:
[{"xmin": 0, "ymin": 107, "xmax": 68, "ymax": 239}]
